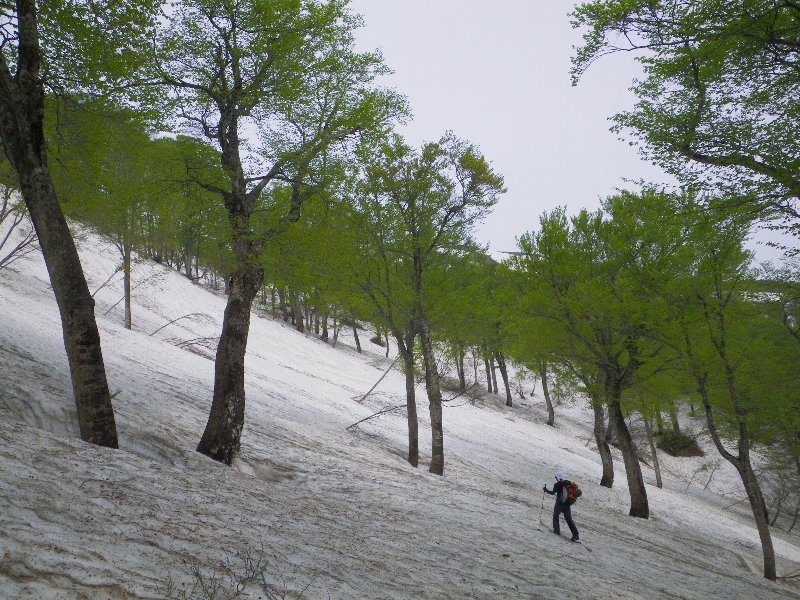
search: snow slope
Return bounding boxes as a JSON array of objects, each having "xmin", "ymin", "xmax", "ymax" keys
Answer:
[{"xmin": 1, "ymin": 228, "xmax": 799, "ymax": 599}]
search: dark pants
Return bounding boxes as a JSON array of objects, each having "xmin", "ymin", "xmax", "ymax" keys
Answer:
[{"xmin": 553, "ymin": 502, "xmax": 579, "ymax": 538}]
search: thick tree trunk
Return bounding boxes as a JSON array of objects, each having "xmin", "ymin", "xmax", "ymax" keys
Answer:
[
  {"xmin": 540, "ymin": 361, "xmax": 555, "ymax": 426},
  {"xmin": 593, "ymin": 401, "xmax": 614, "ymax": 488},
  {"xmin": 644, "ymin": 417, "xmax": 662, "ymax": 489},
  {"xmin": 608, "ymin": 397, "xmax": 649, "ymax": 518},
  {"xmin": 495, "ymin": 352, "xmax": 512, "ymax": 407},
  {"xmin": 197, "ymin": 264, "xmax": 262, "ymax": 464},
  {"xmin": 122, "ymin": 242, "xmax": 132, "ymax": 330},
  {"xmin": 418, "ymin": 317, "xmax": 444, "ymax": 475},
  {"xmin": 0, "ymin": 4, "xmax": 117, "ymax": 447}
]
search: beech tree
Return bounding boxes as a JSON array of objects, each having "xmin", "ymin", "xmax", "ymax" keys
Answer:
[
  {"xmin": 0, "ymin": 1, "xmax": 157, "ymax": 446},
  {"xmin": 154, "ymin": 0, "xmax": 403, "ymax": 464},
  {"xmin": 513, "ymin": 191, "xmax": 685, "ymax": 518},
  {"xmin": 572, "ymin": 0, "xmax": 800, "ymax": 238},
  {"xmin": 356, "ymin": 133, "xmax": 504, "ymax": 475}
]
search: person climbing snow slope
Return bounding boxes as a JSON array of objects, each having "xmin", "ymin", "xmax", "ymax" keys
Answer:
[{"xmin": 544, "ymin": 470, "xmax": 580, "ymax": 542}]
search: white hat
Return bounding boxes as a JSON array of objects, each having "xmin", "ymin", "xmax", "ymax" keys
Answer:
[{"xmin": 554, "ymin": 471, "xmax": 564, "ymax": 481}]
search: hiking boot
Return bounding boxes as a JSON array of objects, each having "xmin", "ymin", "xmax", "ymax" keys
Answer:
[
  {"xmin": 552, "ymin": 530, "xmax": 561, "ymax": 536},
  {"xmin": 570, "ymin": 536, "xmax": 579, "ymax": 542}
]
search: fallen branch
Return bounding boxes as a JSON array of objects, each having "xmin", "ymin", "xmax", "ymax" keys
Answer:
[
  {"xmin": 346, "ymin": 404, "xmax": 406, "ymax": 431},
  {"xmin": 150, "ymin": 313, "xmax": 207, "ymax": 336},
  {"xmin": 353, "ymin": 355, "xmax": 400, "ymax": 404},
  {"xmin": 92, "ymin": 265, "xmax": 122, "ymax": 298}
]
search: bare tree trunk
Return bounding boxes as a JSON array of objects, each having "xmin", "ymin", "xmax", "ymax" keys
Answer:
[
  {"xmin": 398, "ymin": 333, "xmax": 418, "ymax": 467},
  {"xmin": 490, "ymin": 356, "xmax": 498, "ymax": 394},
  {"xmin": 484, "ymin": 356, "xmax": 492, "ymax": 393},
  {"xmin": 608, "ymin": 397, "xmax": 649, "ymax": 518},
  {"xmin": 0, "ymin": 2, "xmax": 117, "ymax": 447},
  {"xmin": 698, "ymin": 376, "xmax": 776, "ymax": 580},
  {"xmin": 593, "ymin": 401, "xmax": 614, "ymax": 488},
  {"xmin": 320, "ymin": 311, "xmax": 329, "ymax": 342},
  {"xmin": 540, "ymin": 361, "xmax": 555, "ymax": 426},
  {"xmin": 122, "ymin": 241, "xmax": 132, "ymax": 330},
  {"xmin": 456, "ymin": 345, "xmax": 466, "ymax": 391},
  {"xmin": 418, "ymin": 316, "xmax": 444, "ymax": 475},
  {"xmin": 197, "ymin": 264, "xmax": 262, "ymax": 464},
  {"xmin": 278, "ymin": 288, "xmax": 289, "ymax": 322},
  {"xmin": 644, "ymin": 417, "xmax": 662, "ymax": 489},
  {"xmin": 495, "ymin": 352, "xmax": 512, "ymax": 407},
  {"xmin": 669, "ymin": 401, "xmax": 681, "ymax": 434}
]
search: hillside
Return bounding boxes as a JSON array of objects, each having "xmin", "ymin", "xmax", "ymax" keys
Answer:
[{"xmin": 1, "ymin": 228, "xmax": 799, "ymax": 599}]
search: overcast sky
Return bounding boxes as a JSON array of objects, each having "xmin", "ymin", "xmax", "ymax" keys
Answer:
[{"xmin": 347, "ymin": 0, "xmax": 792, "ymax": 262}]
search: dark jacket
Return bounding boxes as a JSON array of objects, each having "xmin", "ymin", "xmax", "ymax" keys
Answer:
[{"xmin": 545, "ymin": 479, "xmax": 571, "ymax": 503}]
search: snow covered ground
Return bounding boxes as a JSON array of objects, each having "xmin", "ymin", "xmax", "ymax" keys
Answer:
[{"xmin": 1, "ymin": 227, "xmax": 799, "ymax": 599}]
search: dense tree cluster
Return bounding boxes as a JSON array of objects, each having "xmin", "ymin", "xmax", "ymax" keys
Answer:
[{"xmin": 0, "ymin": 0, "xmax": 798, "ymax": 583}]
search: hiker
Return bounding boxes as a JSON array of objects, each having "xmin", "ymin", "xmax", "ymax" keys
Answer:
[{"xmin": 543, "ymin": 470, "xmax": 580, "ymax": 542}]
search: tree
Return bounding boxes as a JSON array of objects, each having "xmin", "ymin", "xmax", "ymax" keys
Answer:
[
  {"xmin": 513, "ymin": 191, "xmax": 683, "ymax": 518},
  {"xmin": 572, "ymin": 1, "xmax": 800, "ymax": 239},
  {"xmin": 0, "ymin": 1, "xmax": 157, "ymax": 446},
  {"xmin": 154, "ymin": 0, "xmax": 403, "ymax": 464},
  {"xmin": 356, "ymin": 132, "xmax": 504, "ymax": 475}
]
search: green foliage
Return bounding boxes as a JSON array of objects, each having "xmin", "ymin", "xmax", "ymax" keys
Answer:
[{"xmin": 572, "ymin": 0, "xmax": 800, "ymax": 237}]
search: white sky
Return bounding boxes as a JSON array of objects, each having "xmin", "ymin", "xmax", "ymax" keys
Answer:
[{"xmin": 348, "ymin": 0, "xmax": 794, "ymax": 263}]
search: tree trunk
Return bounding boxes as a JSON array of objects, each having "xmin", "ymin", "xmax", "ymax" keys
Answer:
[
  {"xmin": 0, "ymin": 3, "xmax": 118, "ymax": 447},
  {"xmin": 490, "ymin": 356, "xmax": 498, "ymax": 394},
  {"xmin": 655, "ymin": 410, "xmax": 665, "ymax": 437},
  {"xmin": 644, "ymin": 417, "xmax": 662, "ymax": 489},
  {"xmin": 669, "ymin": 401, "xmax": 681, "ymax": 434},
  {"xmin": 484, "ymin": 357, "xmax": 492, "ymax": 393},
  {"xmin": 353, "ymin": 326, "xmax": 362, "ymax": 353},
  {"xmin": 197, "ymin": 263, "xmax": 262, "ymax": 464},
  {"xmin": 540, "ymin": 361, "xmax": 555, "ymax": 427},
  {"xmin": 122, "ymin": 241, "xmax": 132, "ymax": 330},
  {"xmin": 321, "ymin": 311, "xmax": 329, "ymax": 342},
  {"xmin": 418, "ymin": 317, "xmax": 444, "ymax": 475},
  {"xmin": 608, "ymin": 397, "xmax": 649, "ymax": 518},
  {"xmin": 698, "ymin": 380, "xmax": 777, "ymax": 580},
  {"xmin": 593, "ymin": 401, "xmax": 614, "ymax": 488},
  {"xmin": 495, "ymin": 352, "xmax": 512, "ymax": 407},
  {"xmin": 456, "ymin": 345, "xmax": 466, "ymax": 391},
  {"xmin": 398, "ymin": 334, "xmax": 419, "ymax": 467},
  {"xmin": 332, "ymin": 313, "xmax": 339, "ymax": 347},
  {"xmin": 278, "ymin": 288, "xmax": 289, "ymax": 321}
]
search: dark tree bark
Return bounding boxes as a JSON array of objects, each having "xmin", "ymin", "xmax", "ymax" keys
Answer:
[
  {"xmin": 197, "ymin": 263, "xmax": 263, "ymax": 464},
  {"xmin": 0, "ymin": 0, "xmax": 118, "ymax": 447},
  {"xmin": 353, "ymin": 326, "xmax": 362, "ymax": 353},
  {"xmin": 608, "ymin": 396, "xmax": 649, "ymax": 518},
  {"xmin": 495, "ymin": 351, "xmax": 512, "ymax": 407},
  {"xmin": 695, "ymin": 370, "xmax": 777, "ymax": 580},
  {"xmin": 668, "ymin": 401, "xmax": 681, "ymax": 434},
  {"xmin": 539, "ymin": 361, "xmax": 555, "ymax": 427},
  {"xmin": 592, "ymin": 401, "xmax": 614, "ymax": 488},
  {"xmin": 484, "ymin": 356, "xmax": 492, "ymax": 393},
  {"xmin": 489, "ymin": 355, "xmax": 498, "ymax": 394},
  {"xmin": 396, "ymin": 330, "xmax": 419, "ymax": 467},
  {"xmin": 418, "ymin": 316, "xmax": 444, "ymax": 475},
  {"xmin": 122, "ymin": 241, "xmax": 132, "ymax": 330},
  {"xmin": 644, "ymin": 416, "xmax": 662, "ymax": 489},
  {"xmin": 455, "ymin": 344, "xmax": 466, "ymax": 391}
]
